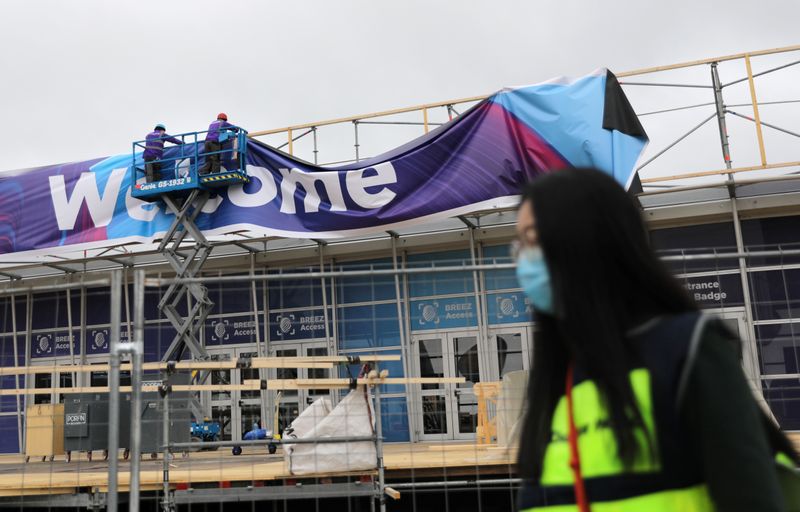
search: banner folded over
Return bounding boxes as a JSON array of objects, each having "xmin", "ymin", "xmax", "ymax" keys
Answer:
[{"xmin": 0, "ymin": 69, "xmax": 646, "ymax": 257}]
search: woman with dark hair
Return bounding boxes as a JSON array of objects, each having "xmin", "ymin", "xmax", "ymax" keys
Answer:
[{"xmin": 514, "ymin": 167, "xmax": 796, "ymax": 511}]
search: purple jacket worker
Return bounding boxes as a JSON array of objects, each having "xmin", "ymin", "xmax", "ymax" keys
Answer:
[
  {"xmin": 199, "ymin": 113, "xmax": 237, "ymax": 175},
  {"xmin": 143, "ymin": 123, "xmax": 183, "ymax": 182}
]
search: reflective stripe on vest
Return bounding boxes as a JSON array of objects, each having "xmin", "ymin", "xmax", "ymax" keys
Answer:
[
  {"xmin": 520, "ymin": 484, "xmax": 713, "ymax": 512},
  {"xmin": 521, "ymin": 369, "xmax": 714, "ymax": 511}
]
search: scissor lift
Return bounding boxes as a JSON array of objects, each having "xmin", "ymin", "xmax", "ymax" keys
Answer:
[{"xmin": 129, "ymin": 128, "xmax": 250, "ymax": 364}]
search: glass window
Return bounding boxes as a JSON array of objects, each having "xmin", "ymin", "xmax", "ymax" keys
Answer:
[
  {"xmin": 418, "ymin": 339, "xmax": 444, "ymax": 390},
  {"xmin": 0, "ymin": 297, "xmax": 27, "ymax": 334},
  {"xmin": 90, "ymin": 364, "xmax": 108, "ymax": 387},
  {"xmin": 0, "ymin": 417, "xmax": 20, "ymax": 454},
  {"xmin": 496, "ymin": 333, "xmax": 524, "ymax": 376},
  {"xmin": 336, "ymin": 259, "xmax": 397, "ymax": 304},
  {"xmin": 34, "ymin": 372, "xmax": 51, "ymax": 404},
  {"xmin": 407, "ymin": 250, "xmax": 474, "ymax": 297},
  {"xmin": 650, "ymin": 222, "xmax": 738, "ymax": 273},
  {"xmin": 85, "ymin": 287, "xmax": 111, "ymax": 325},
  {"xmin": 268, "ymin": 268, "xmax": 329, "ymax": 310},
  {"xmin": 31, "ymin": 292, "xmax": 80, "ymax": 330},
  {"xmin": 207, "ymin": 278, "xmax": 260, "ymax": 315},
  {"xmin": 482, "ymin": 244, "xmax": 518, "ymax": 291},
  {"xmin": 749, "ymin": 270, "xmax": 800, "ymax": 321},
  {"xmin": 756, "ymin": 323, "xmax": 800, "ymax": 375},
  {"xmin": 380, "ymin": 397, "xmax": 410, "ymax": 442},
  {"xmin": 337, "ymin": 303, "xmax": 401, "ymax": 350},
  {"xmin": 762, "ymin": 378, "xmax": 800, "ymax": 430},
  {"xmin": 57, "ymin": 372, "xmax": 73, "ymax": 403},
  {"xmin": 742, "ymin": 216, "xmax": 800, "ymax": 266}
]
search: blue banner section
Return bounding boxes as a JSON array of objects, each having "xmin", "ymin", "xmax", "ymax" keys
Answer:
[
  {"xmin": 31, "ymin": 331, "xmax": 80, "ymax": 358},
  {"xmin": 268, "ymin": 309, "xmax": 332, "ymax": 341},
  {"xmin": 85, "ymin": 327, "xmax": 131, "ymax": 354},
  {"xmin": 486, "ymin": 292, "xmax": 533, "ymax": 325},
  {"xmin": 205, "ymin": 316, "xmax": 260, "ymax": 346},
  {"xmin": 410, "ymin": 296, "xmax": 478, "ymax": 331},
  {"xmin": 0, "ymin": 69, "xmax": 647, "ymax": 257}
]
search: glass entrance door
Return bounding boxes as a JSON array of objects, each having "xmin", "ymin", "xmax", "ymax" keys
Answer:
[
  {"xmin": 207, "ymin": 348, "xmax": 267, "ymax": 442},
  {"xmin": 488, "ymin": 327, "xmax": 533, "ymax": 381},
  {"xmin": 209, "ymin": 352, "xmax": 234, "ymax": 441},
  {"xmin": 413, "ymin": 331, "xmax": 482, "ymax": 441},
  {"xmin": 269, "ymin": 341, "xmax": 332, "ymax": 435},
  {"xmin": 236, "ymin": 349, "xmax": 264, "ymax": 438}
]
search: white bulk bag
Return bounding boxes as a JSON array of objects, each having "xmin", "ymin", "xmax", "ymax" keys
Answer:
[
  {"xmin": 285, "ymin": 388, "xmax": 376, "ymax": 475},
  {"xmin": 283, "ymin": 397, "xmax": 332, "ymax": 442}
]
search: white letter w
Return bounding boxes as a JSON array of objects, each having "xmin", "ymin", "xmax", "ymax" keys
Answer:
[{"xmin": 48, "ymin": 169, "xmax": 126, "ymax": 230}]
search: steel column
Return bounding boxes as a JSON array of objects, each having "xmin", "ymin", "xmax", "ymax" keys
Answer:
[
  {"xmin": 130, "ymin": 269, "xmax": 145, "ymax": 512},
  {"xmin": 711, "ymin": 62, "xmax": 763, "ymax": 396},
  {"xmin": 711, "ymin": 62, "xmax": 733, "ymax": 167},
  {"xmin": 107, "ymin": 271, "xmax": 122, "ymax": 512},
  {"xmin": 390, "ymin": 235, "xmax": 414, "ymax": 442},
  {"xmin": 10, "ymin": 294, "xmax": 21, "ymax": 451}
]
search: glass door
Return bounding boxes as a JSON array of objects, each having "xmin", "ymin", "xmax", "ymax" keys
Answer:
[
  {"xmin": 450, "ymin": 333, "xmax": 481, "ymax": 440},
  {"xmin": 269, "ymin": 341, "xmax": 332, "ymax": 435},
  {"xmin": 488, "ymin": 327, "xmax": 533, "ymax": 381},
  {"xmin": 415, "ymin": 337, "xmax": 451, "ymax": 439},
  {"xmin": 208, "ymin": 352, "xmax": 234, "ymax": 441},
  {"xmin": 272, "ymin": 345, "xmax": 301, "ymax": 435},
  {"xmin": 413, "ymin": 331, "xmax": 482, "ymax": 441},
  {"xmin": 235, "ymin": 349, "xmax": 264, "ymax": 439}
]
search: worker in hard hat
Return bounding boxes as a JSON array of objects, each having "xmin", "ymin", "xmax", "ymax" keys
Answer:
[
  {"xmin": 143, "ymin": 124, "xmax": 184, "ymax": 182},
  {"xmin": 199, "ymin": 113, "xmax": 236, "ymax": 175}
]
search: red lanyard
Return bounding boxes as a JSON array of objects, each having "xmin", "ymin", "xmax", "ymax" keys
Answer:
[{"xmin": 566, "ymin": 363, "xmax": 591, "ymax": 512}]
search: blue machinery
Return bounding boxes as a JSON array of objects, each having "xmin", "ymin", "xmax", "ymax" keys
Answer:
[{"xmin": 130, "ymin": 128, "xmax": 250, "ymax": 201}]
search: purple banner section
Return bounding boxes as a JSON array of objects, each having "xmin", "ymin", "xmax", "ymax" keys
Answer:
[{"xmin": 0, "ymin": 69, "xmax": 646, "ymax": 257}]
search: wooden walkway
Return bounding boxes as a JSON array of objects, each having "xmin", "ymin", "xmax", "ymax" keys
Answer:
[{"xmin": 0, "ymin": 442, "xmax": 517, "ymax": 497}]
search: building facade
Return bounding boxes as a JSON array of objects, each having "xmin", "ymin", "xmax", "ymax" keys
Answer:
[{"xmin": 0, "ymin": 177, "xmax": 799, "ymax": 454}]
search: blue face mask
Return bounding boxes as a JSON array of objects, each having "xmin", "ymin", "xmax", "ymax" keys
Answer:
[{"xmin": 516, "ymin": 246, "xmax": 554, "ymax": 315}]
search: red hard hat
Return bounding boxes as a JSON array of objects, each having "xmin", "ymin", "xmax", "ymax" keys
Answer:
[{"xmin": 217, "ymin": 112, "xmax": 228, "ymax": 121}]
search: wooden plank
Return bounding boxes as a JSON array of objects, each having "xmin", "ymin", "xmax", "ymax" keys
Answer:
[
  {"xmin": 266, "ymin": 377, "xmax": 465, "ymax": 390},
  {"xmin": 745, "ymin": 54, "xmax": 768, "ymax": 167},
  {"xmin": 0, "ymin": 356, "xmax": 344, "ymax": 376},
  {"xmin": 284, "ymin": 355, "xmax": 401, "ymax": 363},
  {"xmin": 385, "ymin": 487, "xmax": 401, "ymax": 500},
  {"xmin": 0, "ymin": 442, "xmax": 512, "ymax": 492},
  {"xmin": 249, "ymin": 357, "xmax": 334, "ymax": 369},
  {"xmin": 640, "ymin": 160, "xmax": 800, "ymax": 183},
  {"xmin": 0, "ymin": 380, "xmax": 263, "ymax": 396},
  {"xmin": 248, "ymin": 96, "xmax": 488, "ymax": 136},
  {"xmin": 617, "ymin": 43, "xmax": 800, "ymax": 77}
]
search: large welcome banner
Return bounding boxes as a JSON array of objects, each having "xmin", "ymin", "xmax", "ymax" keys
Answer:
[{"xmin": 0, "ymin": 69, "xmax": 647, "ymax": 257}]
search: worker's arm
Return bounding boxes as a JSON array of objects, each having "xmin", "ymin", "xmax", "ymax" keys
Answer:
[
  {"xmin": 164, "ymin": 134, "xmax": 184, "ymax": 145},
  {"xmin": 680, "ymin": 321, "xmax": 786, "ymax": 512}
]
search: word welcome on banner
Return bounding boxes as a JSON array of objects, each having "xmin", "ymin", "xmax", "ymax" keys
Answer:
[{"xmin": 0, "ymin": 69, "xmax": 646, "ymax": 257}]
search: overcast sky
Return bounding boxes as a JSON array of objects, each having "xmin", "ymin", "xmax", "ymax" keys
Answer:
[{"xmin": 2, "ymin": 0, "xmax": 799, "ymax": 181}]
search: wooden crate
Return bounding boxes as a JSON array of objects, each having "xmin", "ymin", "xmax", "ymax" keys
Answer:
[{"xmin": 24, "ymin": 404, "xmax": 65, "ymax": 459}]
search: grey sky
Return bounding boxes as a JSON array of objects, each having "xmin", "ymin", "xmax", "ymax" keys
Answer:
[{"xmin": 1, "ymin": 0, "xmax": 799, "ymax": 181}]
